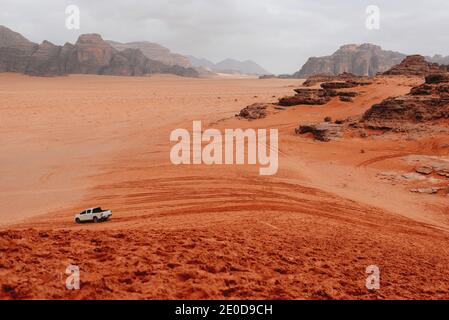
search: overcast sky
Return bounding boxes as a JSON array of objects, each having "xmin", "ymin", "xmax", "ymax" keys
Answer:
[{"xmin": 1, "ymin": 0, "xmax": 449, "ymax": 74}]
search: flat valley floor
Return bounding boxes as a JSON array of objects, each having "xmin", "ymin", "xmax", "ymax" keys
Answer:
[{"xmin": 1, "ymin": 73, "xmax": 449, "ymax": 299}]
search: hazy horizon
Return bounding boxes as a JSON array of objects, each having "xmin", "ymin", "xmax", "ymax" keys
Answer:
[{"xmin": 1, "ymin": 0, "xmax": 449, "ymax": 74}]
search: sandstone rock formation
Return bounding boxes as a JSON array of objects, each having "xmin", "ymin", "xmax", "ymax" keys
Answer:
[
  {"xmin": 362, "ymin": 73, "xmax": 449, "ymax": 129},
  {"xmin": 278, "ymin": 89, "xmax": 332, "ymax": 106},
  {"xmin": 295, "ymin": 123, "xmax": 343, "ymax": 141},
  {"xmin": 25, "ymin": 41, "xmax": 65, "ymax": 76},
  {"xmin": 67, "ymin": 34, "xmax": 117, "ymax": 74},
  {"xmin": 294, "ymin": 44, "xmax": 406, "ymax": 78},
  {"xmin": 278, "ymin": 73, "xmax": 370, "ymax": 107},
  {"xmin": 0, "ymin": 25, "xmax": 38, "ymax": 73},
  {"xmin": 237, "ymin": 103, "xmax": 271, "ymax": 120},
  {"xmin": 383, "ymin": 55, "xmax": 448, "ymax": 76},
  {"xmin": 0, "ymin": 25, "xmax": 199, "ymax": 77}
]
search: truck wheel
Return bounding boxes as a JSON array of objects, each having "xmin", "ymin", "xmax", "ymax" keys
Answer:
[
  {"xmin": 93, "ymin": 217, "xmax": 99, "ymax": 223},
  {"xmin": 75, "ymin": 218, "xmax": 81, "ymax": 224}
]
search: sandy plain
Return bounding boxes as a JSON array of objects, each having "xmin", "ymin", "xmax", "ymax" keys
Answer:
[{"xmin": 0, "ymin": 73, "xmax": 448, "ymax": 299}]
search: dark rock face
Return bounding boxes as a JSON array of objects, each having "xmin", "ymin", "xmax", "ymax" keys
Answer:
[
  {"xmin": 67, "ymin": 34, "xmax": 116, "ymax": 74},
  {"xmin": 0, "ymin": 25, "xmax": 199, "ymax": 77},
  {"xmin": 0, "ymin": 25, "xmax": 38, "ymax": 73},
  {"xmin": 102, "ymin": 48, "xmax": 148, "ymax": 76},
  {"xmin": 295, "ymin": 123, "xmax": 343, "ymax": 141},
  {"xmin": 25, "ymin": 41, "xmax": 65, "ymax": 76},
  {"xmin": 362, "ymin": 73, "xmax": 449, "ymax": 129},
  {"xmin": 237, "ymin": 103, "xmax": 271, "ymax": 120},
  {"xmin": 294, "ymin": 44, "xmax": 406, "ymax": 78},
  {"xmin": 278, "ymin": 89, "xmax": 332, "ymax": 106},
  {"xmin": 383, "ymin": 55, "xmax": 447, "ymax": 76}
]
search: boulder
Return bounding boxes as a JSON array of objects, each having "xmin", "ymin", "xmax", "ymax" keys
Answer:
[
  {"xmin": 415, "ymin": 166, "xmax": 433, "ymax": 175},
  {"xmin": 425, "ymin": 73, "xmax": 449, "ymax": 84},
  {"xmin": 340, "ymin": 96, "xmax": 354, "ymax": 103},
  {"xmin": 237, "ymin": 103, "xmax": 270, "ymax": 120},
  {"xmin": 25, "ymin": 41, "xmax": 65, "ymax": 76},
  {"xmin": 410, "ymin": 188, "xmax": 440, "ymax": 194},
  {"xmin": 0, "ymin": 25, "xmax": 38, "ymax": 73},
  {"xmin": 295, "ymin": 123, "xmax": 343, "ymax": 142}
]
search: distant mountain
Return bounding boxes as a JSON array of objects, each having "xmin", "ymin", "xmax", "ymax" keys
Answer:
[
  {"xmin": 216, "ymin": 58, "xmax": 269, "ymax": 75},
  {"xmin": 0, "ymin": 25, "xmax": 199, "ymax": 77},
  {"xmin": 107, "ymin": 41, "xmax": 191, "ymax": 68},
  {"xmin": 187, "ymin": 55, "xmax": 216, "ymax": 70},
  {"xmin": 293, "ymin": 44, "xmax": 406, "ymax": 78},
  {"xmin": 187, "ymin": 55, "xmax": 269, "ymax": 75},
  {"xmin": 427, "ymin": 54, "xmax": 449, "ymax": 65}
]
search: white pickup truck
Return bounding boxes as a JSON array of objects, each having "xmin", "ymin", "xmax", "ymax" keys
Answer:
[{"xmin": 75, "ymin": 207, "xmax": 112, "ymax": 224}]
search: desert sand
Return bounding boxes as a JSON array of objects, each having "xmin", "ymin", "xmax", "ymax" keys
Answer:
[{"xmin": 0, "ymin": 73, "xmax": 449, "ymax": 299}]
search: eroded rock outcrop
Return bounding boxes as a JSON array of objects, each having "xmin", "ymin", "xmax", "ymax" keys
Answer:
[
  {"xmin": 362, "ymin": 73, "xmax": 449, "ymax": 129},
  {"xmin": 237, "ymin": 103, "xmax": 271, "ymax": 120},
  {"xmin": 25, "ymin": 41, "xmax": 65, "ymax": 76},
  {"xmin": 383, "ymin": 55, "xmax": 448, "ymax": 77}
]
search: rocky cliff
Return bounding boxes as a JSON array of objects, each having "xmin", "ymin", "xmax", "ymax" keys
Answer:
[
  {"xmin": 0, "ymin": 25, "xmax": 199, "ymax": 77},
  {"xmin": 294, "ymin": 44, "xmax": 406, "ymax": 78},
  {"xmin": 0, "ymin": 25, "xmax": 38, "ymax": 73}
]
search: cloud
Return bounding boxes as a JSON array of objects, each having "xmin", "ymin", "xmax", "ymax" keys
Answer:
[{"xmin": 1, "ymin": 0, "xmax": 448, "ymax": 73}]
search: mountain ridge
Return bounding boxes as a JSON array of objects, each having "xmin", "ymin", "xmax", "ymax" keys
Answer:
[
  {"xmin": 187, "ymin": 55, "xmax": 269, "ymax": 75},
  {"xmin": 0, "ymin": 25, "xmax": 199, "ymax": 77},
  {"xmin": 107, "ymin": 40, "xmax": 191, "ymax": 68},
  {"xmin": 293, "ymin": 43, "xmax": 406, "ymax": 78}
]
